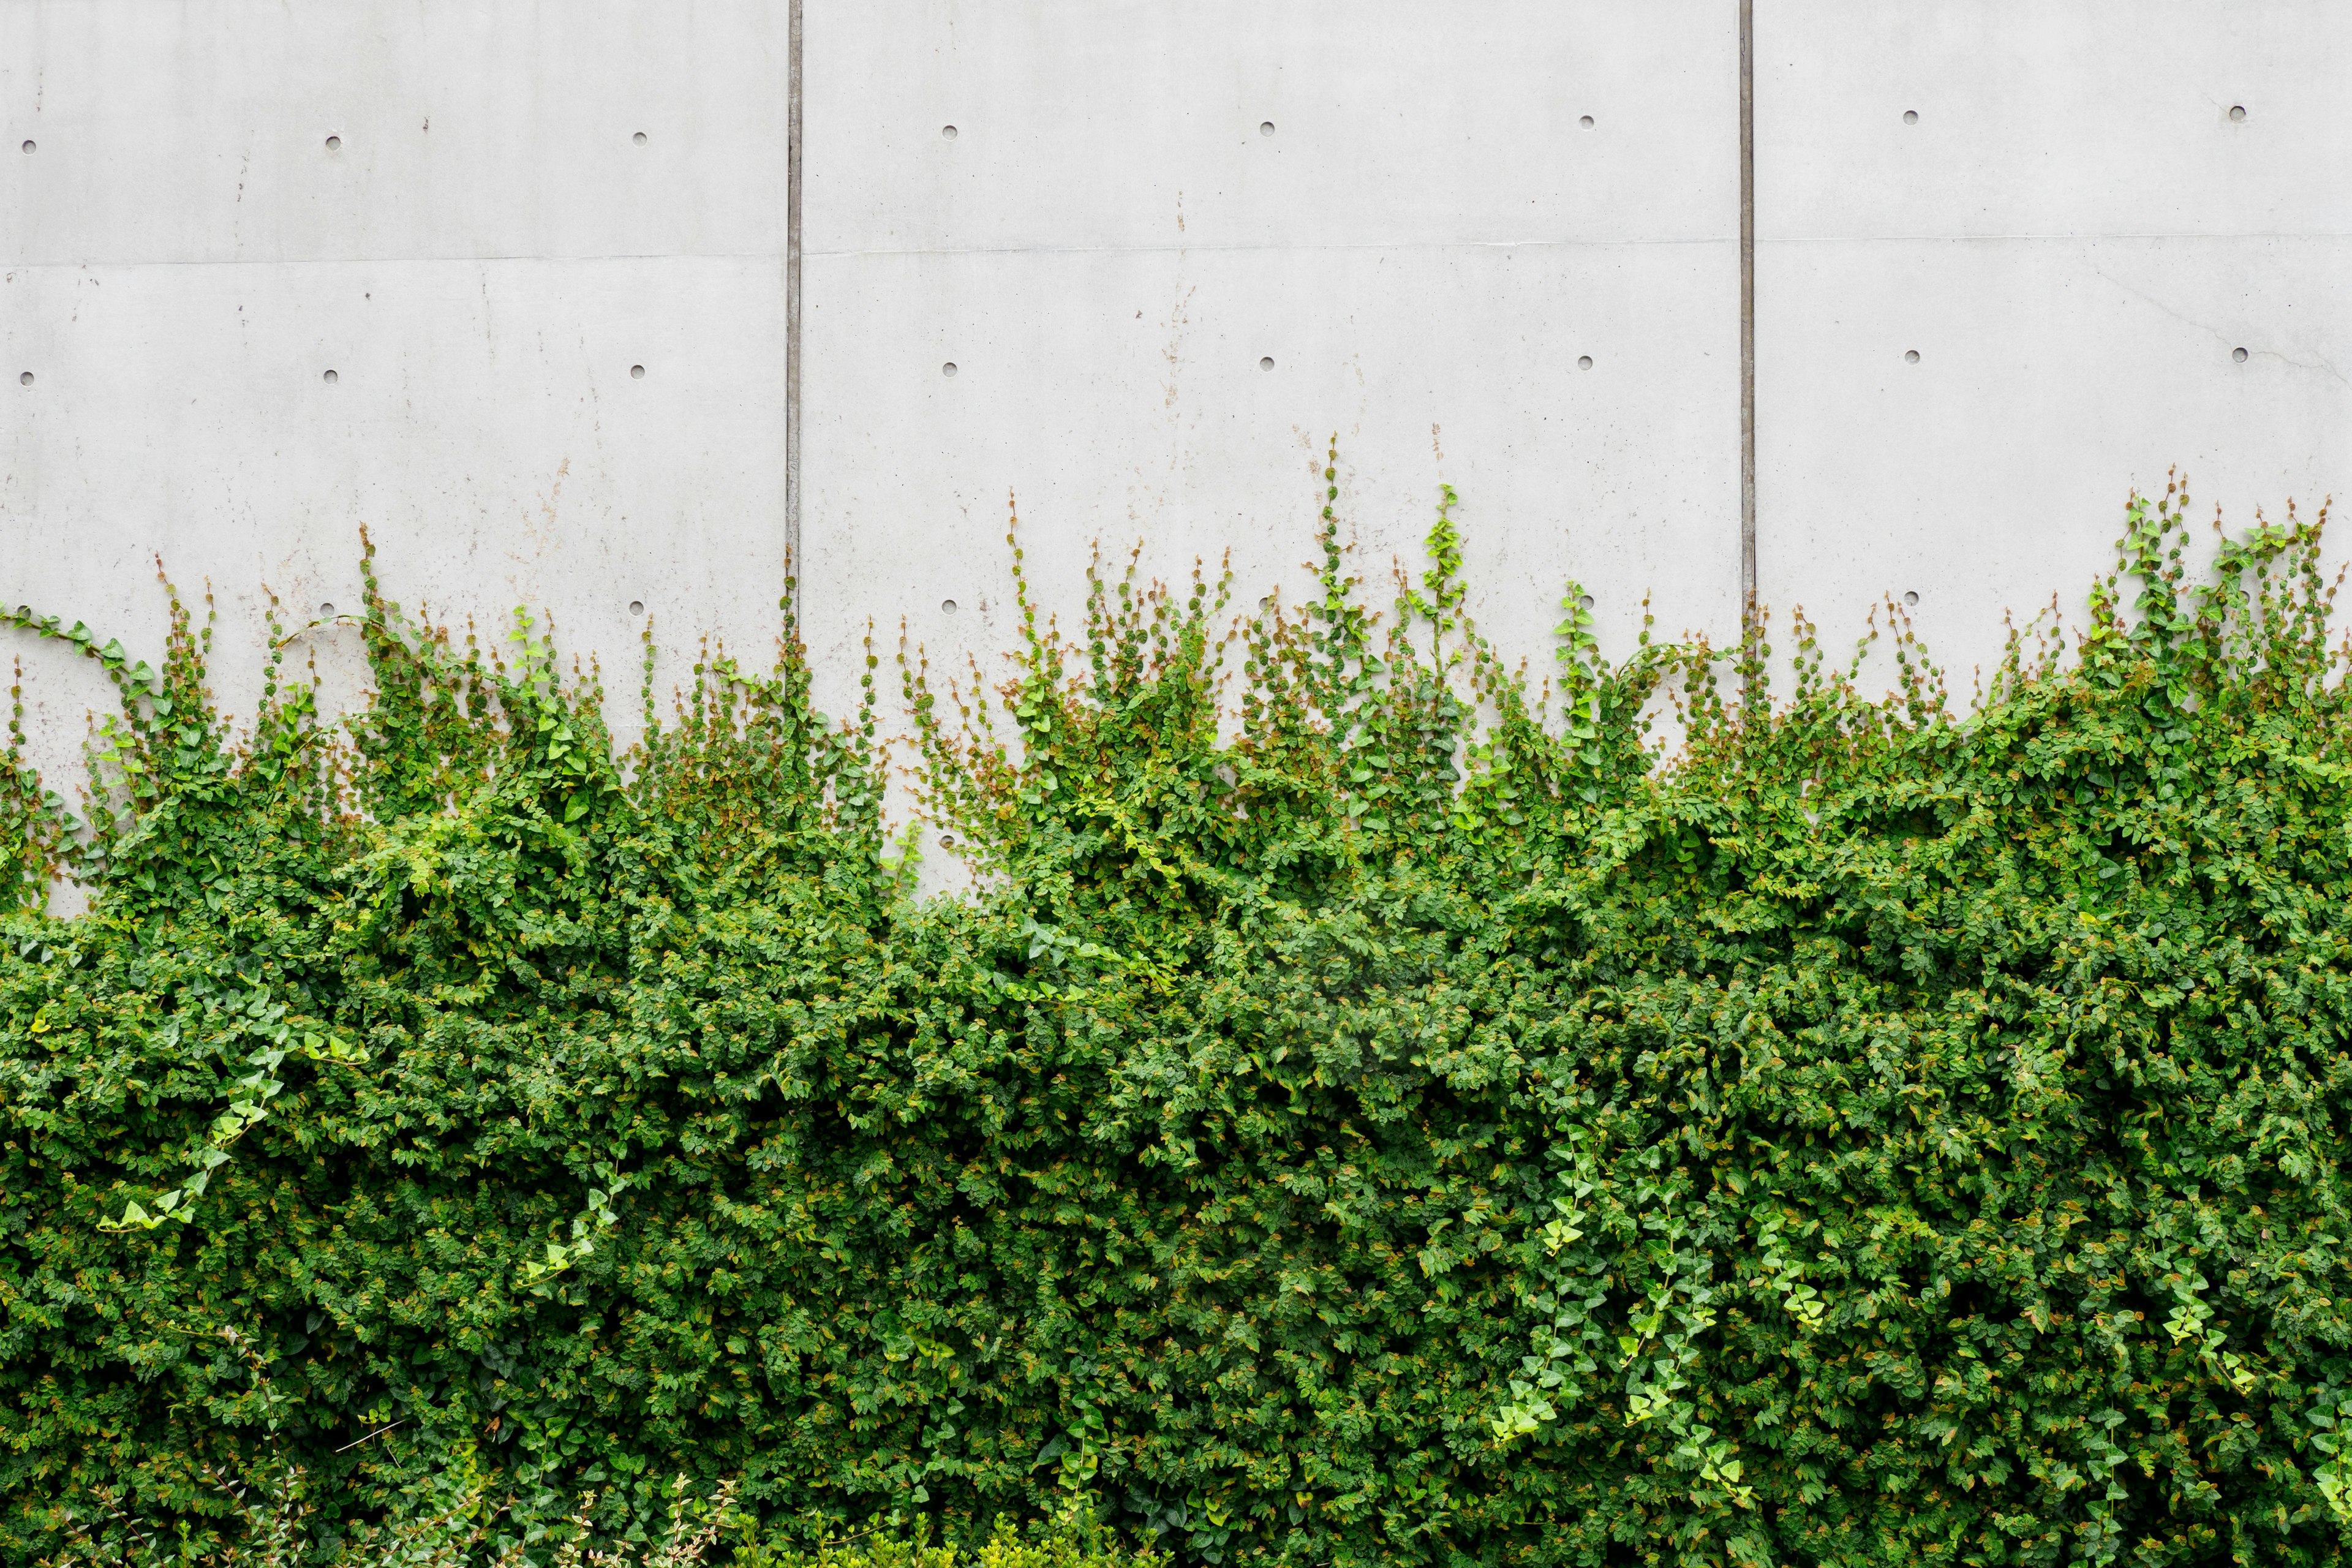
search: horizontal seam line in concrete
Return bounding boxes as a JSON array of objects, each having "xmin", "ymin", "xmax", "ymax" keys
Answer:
[
  {"xmin": 1, "ymin": 252, "xmax": 788, "ymax": 270},
  {"xmin": 1760, "ymin": 230, "xmax": 2352, "ymax": 243},
  {"xmin": 809, "ymin": 229, "xmax": 2351, "ymax": 257},
  {"xmin": 8, "ymin": 230, "xmax": 2344, "ymax": 271},
  {"xmin": 806, "ymin": 237, "xmax": 1728, "ymax": 258}
]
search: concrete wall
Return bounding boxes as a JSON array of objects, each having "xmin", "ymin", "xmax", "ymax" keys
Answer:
[{"xmin": 6, "ymin": 1, "xmax": 2349, "ymax": 798}]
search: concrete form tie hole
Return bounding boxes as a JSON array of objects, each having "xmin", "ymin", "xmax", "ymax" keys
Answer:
[
  {"xmin": 941, "ymin": 361, "xmax": 957, "ymax": 377},
  {"xmin": 1260, "ymin": 121, "xmax": 1275, "ymax": 137},
  {"xmin": 939, "ymin": 834, "xmax": 957, "ymax": 849},
  {"xmin": 1903, "ymin": 110, "xmax": 1918, "ymax": 124},
  {"xmin": 1577, "ymin": 355, "xmax": 1593, "ymax": 370},
  {"xmin": 1578, "ymin": 595, "xmax": 1595, "ymax": 611},
  {"xmin": 630, "ymin": 364, "xmax": 646, "ymax": 379},
  {"xmin": 20, "ymin": 140, "xmax": 32, "ymax": 154},
  {"xmin": 629, "ymin": 600, "xmax": 645, "ymax": 616},
  {"xmin": 325, "ymin": 135, "xmax": 341, "ymax": 150},
  {"xmin": 633, "ymin": 131, "xmax": 648, "ymax": 145},
  {"xmin": 1904, "ymin": 591, "xmax": 1920, "ymax": 607},
  {"xmin": 1260, "ymin": 356, "xmax": 1275, "ymax": 371},
  {"xmin": 2233, "ymin": 347, "xmax": 2249, "ymax": 363},
  {"xmin": 1904, "ymin": 349, "xmax": 1920, "ymax": 363},
  {"xmin": 941, "ymin": 599, "xmax": 958, "ymax": 614},
  {"xmin": 323, "ymin": 369, "xmax": 339, "ymax": 383},
  {"xmin": 1579, "ymin": 115, "xmax": 1594, "ymax": 129},
  {"xmin": 941, "ymin": 125, "xmax": 958, "ymax": 140},
  {"xmin": 2229, "ymin": 105, "xmax": 2247, "ymax": 121},
  {"xmin": 319, "ymin": 603, "xmax": 336, "ymax": 617},
  {"xmin": 17, "ymin": 371, "xmax": 31, "ymax": 386}
]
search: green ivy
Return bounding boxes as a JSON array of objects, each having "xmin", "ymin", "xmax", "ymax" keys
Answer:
[
  {"xmin": 4, "ymin": 469, "xmax": 2352, "ymax": 1568},
  {"xmin": 733, "ymin": 1505, "xmax": 1161, "ymax": 1568}
]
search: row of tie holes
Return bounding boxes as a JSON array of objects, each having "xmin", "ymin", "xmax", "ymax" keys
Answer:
[
  {"xmin": 17, "ymin": 341, "xmax": 2263, "ymax": 389},
  {"xmin": 16, "ymin": 104, "xmax": 2255, "ymax": 157}
]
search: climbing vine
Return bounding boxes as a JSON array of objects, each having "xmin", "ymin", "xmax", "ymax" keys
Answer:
[{"xmin": 4, "ymin": 469, "xmax": 2352, "ymax": 1568}]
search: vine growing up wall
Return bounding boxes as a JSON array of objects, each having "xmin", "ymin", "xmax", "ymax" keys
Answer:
[{"xmin": 3, "ymin": 459, "xmax": 2351, "ymax": 1568}]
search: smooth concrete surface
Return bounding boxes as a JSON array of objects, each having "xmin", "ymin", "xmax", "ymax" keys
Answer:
[
  {"xmin": 1758, "ymin": 1, "xmax": 2352, "ymax": 242},
  {"xmin": 1754, "ymin": 2, "xmax": 2352, "ymax": 690},
  {"xmin": 5, "ymin": 1, "xmax": 2351, "ymax": 849},
  {"xmin": 1757, "ymin": 235, "xmax": 2352, "ymax": 695},
  {"xmin": 808, "ymin": 1, "xmax": 1733, "ymax": 254},
  {"xmin": 801, "ymin": 243, "xmax": 1741, "ymax": 725},
  {"xmin": 4, "ymin": 251, "xmax": 793, "ymax": 795},
  {"xmin": 5, "ymin": 1, "xmax": 788, "ymax": 265}
]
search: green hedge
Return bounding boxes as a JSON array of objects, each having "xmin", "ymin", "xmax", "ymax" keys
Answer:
[
  {"xmin": 735, "ymin": 1510, "xmax": 1163, "ymax": 1568},
  {"xmin": 6, "ymin": 470, "xmax": 2352, "ymax": 1567}
]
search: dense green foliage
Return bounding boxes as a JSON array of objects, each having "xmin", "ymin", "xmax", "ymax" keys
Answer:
[
  {"xmin": 736, "ymin": 1509, "xmax": 1161, "ymax": 1568},
  {"xmin": 6, "ymin": 469, "xmax": 2352, "ymax": 1567}
]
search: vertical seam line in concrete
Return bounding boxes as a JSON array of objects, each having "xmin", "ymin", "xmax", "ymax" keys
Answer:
[
  {"xmin": 1739, "ymin": 0, "xmax": 1757, "ymax": 663},
  {"xmin": 785, "ymin": 0, "xmax": 805, "ymax": 619}
]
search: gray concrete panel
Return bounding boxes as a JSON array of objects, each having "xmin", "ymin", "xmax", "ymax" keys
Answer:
[
  {"xmin": 1754, "ymin": 4, "xmax": 2352, "ymax": 693},
  {"xmin": 1757, "ymin": 1, "xmax": 2352, "ymax": 241},
  {"xmin": 801, "ymin": 239, "xmax": 1740, "ymax": 724},
  {"xmin": 5, "ymin": 252, "xmax": 788, "ymax": 758},
  {"xmin": 809, "ymin": 0, "xmax": 1734, "ymax": 254},
  {"xmin": 1756, "ymin": 234, "xmax": 2352, "ymax": 692},
  {"xmin": 3, "ymin": 0, "xmax": 788, "ymax": 265}
]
